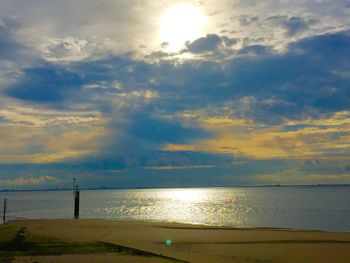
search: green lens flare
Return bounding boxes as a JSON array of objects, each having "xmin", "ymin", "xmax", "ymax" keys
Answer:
[{"xmin": 165, "ymin": 239, "xmax": 172, "ymax": 247}]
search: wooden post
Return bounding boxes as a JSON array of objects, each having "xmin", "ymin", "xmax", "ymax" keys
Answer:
[
  {"xmin": 3, "ymin": 198, "xmax": 7, "ymax": 223},
  {"xmin": 73, "ymin": 179, "xmax": 80, "ymax": 219},
  {"xmin": 74, "ymin": 188, "xmax": 80, "ymax": 219}
]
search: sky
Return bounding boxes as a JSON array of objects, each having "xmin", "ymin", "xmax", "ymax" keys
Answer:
[{"xmin": 1, "ymin": 0, "xmax": 350, "ymax": 189}]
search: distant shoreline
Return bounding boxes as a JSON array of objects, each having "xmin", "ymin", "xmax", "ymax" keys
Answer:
[{"xmin": 1, "ymin": 183, "xmax": 350, "ymax": 192}]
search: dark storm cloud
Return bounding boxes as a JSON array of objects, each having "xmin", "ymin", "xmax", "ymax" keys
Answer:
[
  {"xmin": 208, "ymin": 30, "xmax": 350, "ymax": 123},
  {"xmin": 289, "ymin": 29, "xmax": 350, "ymax": 65},
  {"xmin": 93, "ymin": 115, "xmax": 214, "ymax": 169},
  {"xmin": 6, "ymin": 65, "xmax": 83, "ymax": 103},
  {"xmin": 128, "ymin": 115, "xmax": 209, "ymax": 144},
  {"xmin": 79, "ymin": 150, "xmax": 233, "ymax": 171},
  {"xmin": 172, "ymin": 30, "xmax": 350, "ymax": 122}
]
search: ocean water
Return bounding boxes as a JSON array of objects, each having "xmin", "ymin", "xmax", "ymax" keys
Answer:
[{"xmin": 1, "ymin": 186, "xmax": 350, "ymax": 232}]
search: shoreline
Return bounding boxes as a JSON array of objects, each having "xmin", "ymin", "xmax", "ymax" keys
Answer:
[
  {"xmin": 3, "ymin": 217, "xmax": 350, "ymax": 233},
  {"xmin": 1, "ymin": 219, "xmax": 350, "ymax": 262}
]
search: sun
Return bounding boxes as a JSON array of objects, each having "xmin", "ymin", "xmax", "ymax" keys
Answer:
[{"xmin": 159, "ymin": 4, "xmax": 207, "ymax": 52}]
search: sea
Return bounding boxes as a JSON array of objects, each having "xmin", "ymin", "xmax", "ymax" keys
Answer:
[{"xmin": 1, "ymin": 186, "xmax": 350, "ymax": 232}]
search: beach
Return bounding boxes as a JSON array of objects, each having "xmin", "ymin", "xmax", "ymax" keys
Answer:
[{"xmin": 1, "ymin": 219, "xmax": 350, "ymax": 263}]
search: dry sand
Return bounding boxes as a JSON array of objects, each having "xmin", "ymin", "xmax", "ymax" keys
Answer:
[
  {"xmin": 9, "ymin": 219, "xmax": 350, "ymax": 263},
  {"xmin": 14, "ymin": 254, "xmax": 172, "ymax": 263}
]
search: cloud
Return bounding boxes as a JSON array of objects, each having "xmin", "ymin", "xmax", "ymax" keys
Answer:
[
  {"xmin": 0, "ymin": 125, "xmax": 109, "ymax": 164},
  {"xmin": 238, "ymin": 44, "xmax": 272, "ymax": 56},
  {"xmin": 290, "ymin": 29, "xmax": 350, "ymax": 63},
  {"xmin": 145, "ymin": 165, "xmax": 215, "ymax": 170},
  {"xmin": 145, "ymin": 51, "xmax": 171, "ymax": 60},
  {"xmin": 128, "ymin": 115, "xmax": 209, "ymax": 144},
  {"xmin": 0, "ymin": 106, "xmax": 99, "ymax": 127},
  {"xmin": 6, "ymin": 65, "xmax": 82, "ymax": 103},
  {"xmin": 266, "ymin": 15, "xmax": 317, "ymax": 37},
  {"xmin": 0, "ymin": 175, "xmax": 60, "ymax": 187},
  {"xmin": 163, "ymin": 144, "xmax": 195, "ymax": 152},
  {"xmin": 3, "ymin": 29, "xmax": 350, "ymax": 166},
  {"xmin": 185, "ymin": 34, "xmax": 223, "ymax": 53},
  {"xmin": 258, "ymin": 168, "xmax": 350, "ymax": 185},
  {"xmin": 1, "ymin": 0, "xmax": 350, "ymax": 187},
  {"xmin": 175, "ymin": 102, "xmax": 350, "ymax": 160},
  {"xmin": 221, "ymin": 36, "xmax": 239, "ymax": 47},
  {"xmin": 238, "ymin": 15, "xmax": 259, "ymax": 26},
  {"xmin": 0, "ymin": 18, "xmax": 22, "ymax": 60},
  {"xmin": 0, "ymin": 0, "xmax": 184, "ymax": 57},
  {"xmin": 0, "ymin": 103, "xmax": 109, "ymax": 164},
  {"xmin": 41, "ymin": 37, "xmax": 89, "ymax": 62}
]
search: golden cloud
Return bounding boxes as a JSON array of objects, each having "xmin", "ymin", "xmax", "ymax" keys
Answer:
[
  {"xmin": 145, "ymin": 165, "xmax": 215, "ymax": 170},
  {"xmin": 171, "ymin": 111, "xmax": 350, "ymax": 160},
  {"xmin": 163, "ymin": 144, "xmax": 195, "ymax": 151},
  {"xmin": 0, "ymin": 106, "xmax": 110, "ymax": 163}
]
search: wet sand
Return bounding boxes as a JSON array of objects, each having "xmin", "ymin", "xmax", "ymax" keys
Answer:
[{"xmin": 8, "ymin": 219, "xmax": 350, "ymax": 262}]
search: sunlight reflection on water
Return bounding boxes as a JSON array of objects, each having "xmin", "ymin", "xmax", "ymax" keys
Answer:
[{"xmin": 100, "ymin": 188, "xmax": 249, "ymax": 226}]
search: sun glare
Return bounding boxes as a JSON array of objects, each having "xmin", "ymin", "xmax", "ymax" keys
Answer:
[{"xmin": 159, "ymin": 4, "xmax": 207, "ymax": 52}]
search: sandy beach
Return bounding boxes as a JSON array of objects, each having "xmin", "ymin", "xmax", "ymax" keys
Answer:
[{"xmin": 0, "ymin": 219, "xmax": 349, "ymax": 263}]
